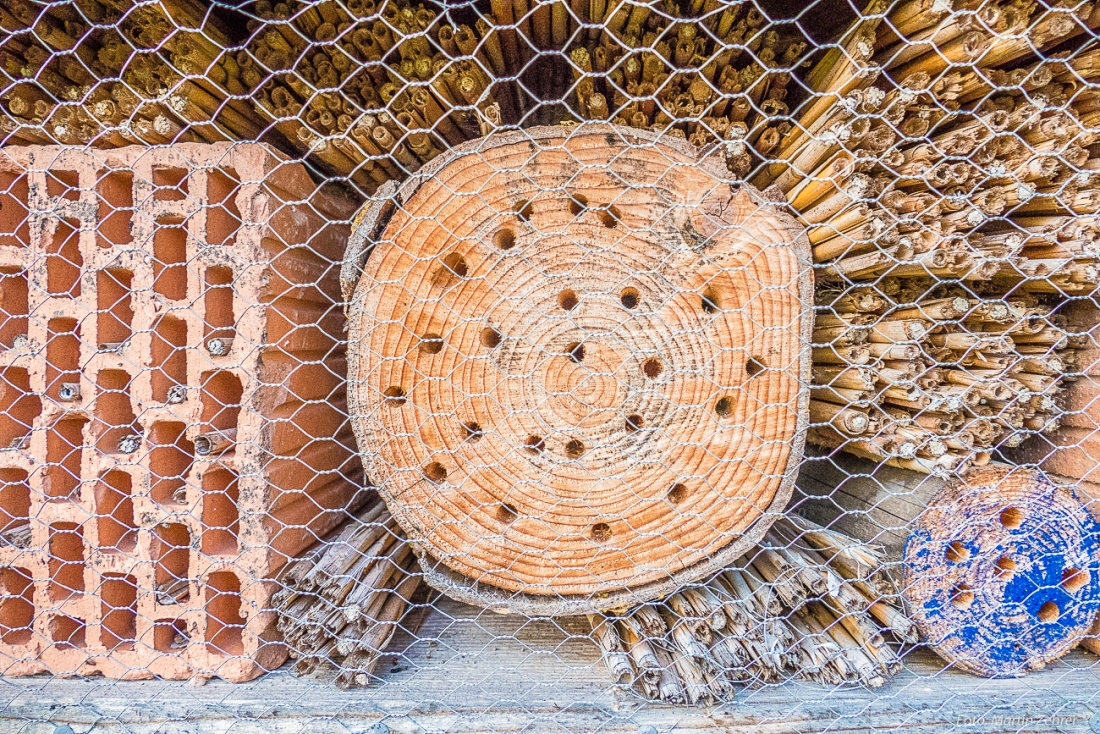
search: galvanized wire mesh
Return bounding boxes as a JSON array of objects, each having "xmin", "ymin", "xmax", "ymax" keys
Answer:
[{"xmin": 1, "ymin": 0, "xmax": 1100, "ymax": 730}]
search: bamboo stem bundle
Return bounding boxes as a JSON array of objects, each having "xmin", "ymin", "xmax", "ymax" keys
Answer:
[
  {"xmin": 593, "ymin": 515, "xmax": 914, "ymax": 702},
  {"xmin": 272, "ymin": 496, "xmax": 424, "ymax": 689}
]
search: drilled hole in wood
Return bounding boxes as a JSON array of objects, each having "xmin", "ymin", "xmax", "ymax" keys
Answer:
[
  {"xmin": 565, "ymin": 439, "xmax": 585, "ymax": 459},
  {"xmin": 383, "ymin": 386, "xmax": 406, "ymax": 405},
  {"xmin": 715, "ymin": 396, "xmax": 734, "ymax": 418},
  {"xmin": 481, "ymin": 327, "xmax": 502, "ymax": 348},
  {"xmin": 525, "ymin": 435, "xmax": 544, "ymax": 454},
  {"xmin": 494, "ymin": 228, "xmax": 515, "ymax": 250},
  {"xmin": 946, "ymin": 541, "xmax": 970, "ymax": 564},
  {"xmin": 568, "ymin": 193, "xmax": 588, "ymax": 217},
  {"xmin": 1038, "ymin": 600, "xmax": 1060, "ymax": 623},
  {"xmin": 419, "ymin": 333, "xmax": 444, "ymax": 354},
  {"xmin": 497, "ymin": 503, "xmax": 517, "ymax": 524},
  {"xmin": 463, "ymin": 421, "xmax": 483, "ymax": 442},
  {"xmin": 620, "ymin": 287, "xmax": 639, "ymax": 309},
  {"xmin": 442, "ymin": 252, "xmax": 468, "ymax": 277},
  {"xmin": 514, "ymin": 200, "xmax": 532, "ymax": 221},
  {"xmin": 746, "ymin": 357, "xmax": 765, "ymax": 378},
  {"xmin": 598, "ymin": 205, "xmax": 621, "ymax": 228},
  {"xmin": 625, "ymin": 414, "xmax": 644, "ymax": 432},
  {"xmin": 423, "ymin": 462, "xmax": 447, "ymax": 483},
  {"xmin": 701, "ymin": 287, "xmax": 722, "ymax": 313},
  {"xmin": 668, "ymin": 483, "xmax": 688, "ymax": 504},
  {"xmin": 1000, "ymin": 506, "xmax": 1024, "ymax": 529},
  {"xmin": 1062, "ymin": 567, "xmax": 1089, "ymax": 593},
  {"xmin": 591, "ymin": 522, "xmax": 612, "ymax": 543},
  {"xmin": 558, "ymin": 289, "xmax": 579, "ymax": 311},
  {"xmin": 951, "ymin": 583, "xmax": 974, "ymax": 610},
  {"xmin": 642, "ymin": 358, "xmax": 663, "ymax": 379},
  {"xmin": 566, "ymin": 342, "xmax": 585, "ymax": 363},
  {"xmin": 994, "ymin": 556, "xmax": 1017, "ymax": 579}
]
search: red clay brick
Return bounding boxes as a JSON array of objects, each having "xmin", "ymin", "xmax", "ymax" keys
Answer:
[{"xmin": 0, "ymin": 143, "xmax": 362, "ymax": 681}]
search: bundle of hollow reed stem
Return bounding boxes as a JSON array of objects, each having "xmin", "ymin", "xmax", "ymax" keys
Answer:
[
  {"xmin": 563, "ymin": 0, "xmax": 812, "ymax": 176},
  {"xmin": 590, "ymin": 515, "xmax": 915, "ymax": 704},
  {"xmin": 271, "ymin": 496, "xmax": 422, "ymax": 689},
  {"xmin": 0, "ymin": 0, "xmax": 265, "ymax": 146},
  {"xmin": 758, "ymin": 0, "xmax": 1100, "ymax": 474}
]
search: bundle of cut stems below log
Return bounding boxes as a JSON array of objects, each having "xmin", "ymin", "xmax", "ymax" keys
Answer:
[
  {"xmin": 272, "ymin": 496, "xmax": 423, "ymax": 689},
  {"xmin": 591, "ymin": 515, "xmax": 916, "ymax": 704}
]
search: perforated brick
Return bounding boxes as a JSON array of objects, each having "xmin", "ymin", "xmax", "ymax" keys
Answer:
[{"xmin": 0, "ymin": 142, "xmax": 362, "ymax": 681}]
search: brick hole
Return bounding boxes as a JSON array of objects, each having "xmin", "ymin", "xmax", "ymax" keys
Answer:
[
  {"xmin": 48, "ymin": 522, "xmax": 85, "ymax": 600},
  {"xmin": 46, "ymin": 318, "xmax": 80, "ymax": 402},
  {"xmin": 96, "ymin": 269, "xmax": 133, "ymax": 348},
  {"xmin": 203, "ymin": 266, "xmax": 235, "ymax": 347},
  {"xmin": 152, "ymin": 167, "xmax": 188, "ymax": 202},
  {"xmin": 0, "ymin": 567, "xmax": 34, "ymax": 645},
  {"xmin": 153, "ymin": 227, "xmax": 188, "ymax": 300},
  {"xmin": 0, "ymin": 367, "xmax": 38, "ymax": 449},
  {"xmin": 153, "ymin": 522, "xmax": 191, "ymax": 595},
  {"xmin": 201, "ymin": 371, "xmax": 243, "ymax": 435},
  {"xmin": 0, "ymin": 172, "xmax": 29, "ymax": 247},
  {"xmin": 95, "ymin": 471, "xmax": 136, "ymax": 552},
  {"xmin": 46, "ymin": 170, "xmax": 80, "ymax": 201},
  {"xmin": 1062, "ymin": 567, "xmax": 1089, "ymax": 593},
  {"xmin": 0, "ymin": 269, "xmax": 28, "ymax": 347},
  {"xmin": 151, "ymin": 316, "xmax": 187, "ymax": 404},
  {"xmin": 96, "ymin": 170, "xmax": 133, "ymax": 247},
  {"xmin": 100, "ymin": 574, "xmax": 138, "ymax": 651},
  {"xmin": 205, "ymin": 571, "xmax": 245, "ymax": 656},
  {"xmin": 206, "ymin": 168, "xmax": 240, "ymax": 246},
  {"xmin": 47, "ymin": 217, "xmax": 82, "ymax": 297},
  {"xmin": 45, "ymin": 416, "xmax": 87, "ymax": 499},
  {"xmin": 149, "ymin": 422, "xmax": 195, "ymax": 505},
  {"xmin": 200, "ymin": 468, "xmax": 239, "ymax": 556},
  {"xmin": 93, "ymin": 370, "xmax": 138, "ymax": 455},
  {"xmin": 49, "ymin": 615, "xmax": 86, "ymax": 650},
  {"xmin": 153, "ymin": 618, "xmax": 189, "ymax": 652},
  {"xmin": 0, "ymin": 468, "xmax": 30, "ymax": 543}
]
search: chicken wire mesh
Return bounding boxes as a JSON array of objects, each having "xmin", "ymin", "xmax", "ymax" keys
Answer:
[{"xmin": 1, "ymin": 0, "xmax": 1100, "ymax": 730}]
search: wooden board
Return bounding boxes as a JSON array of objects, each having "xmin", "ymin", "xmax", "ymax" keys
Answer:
[{"xmin": 345, "ymin": 125, "xmax": 813, "ymax": 612}]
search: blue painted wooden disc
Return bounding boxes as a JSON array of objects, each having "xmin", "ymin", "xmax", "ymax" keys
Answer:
[{"xmin": 903, "ymin": 466, "xmax": 1100, "ymax": 678}]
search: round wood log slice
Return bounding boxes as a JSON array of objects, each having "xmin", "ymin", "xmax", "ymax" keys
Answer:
[
  {"xmin": 903, "ymin": 465, "xmax": 1100, "ymax": 677},
  {"xmin": 345, "ymin": 125, "xmax": 812, "ymax": 614}
]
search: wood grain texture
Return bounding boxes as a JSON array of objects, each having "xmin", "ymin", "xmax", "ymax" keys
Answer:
[
  {"xmin": 346, "ymin": 125, "xmax": 812, "ymax": 609},
  {"xmin": 903, "ymin": 465, "xmax": 1100, "ymax": 678}
]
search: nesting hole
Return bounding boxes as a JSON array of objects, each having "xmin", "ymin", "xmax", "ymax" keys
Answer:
[
  {"xmin": 994, "ymin": 556, "xmax": 1017, "ymax": 580},
  {"xmin": 442, "ymin": 252, "xmax": 468, "ymax": 277},
  {"xmin": 525, "ymin": 435, "xmax": 544, "ymax": 454},
  {"xmin": 598, "ymin": 205, "xmax": 621, "ymax": 228},
  {"xmin": 558, "ymin": 289, "xmax": 579, "ymax": 311},
  {"xmin": 383, "ymin": 386, "xmax": 406, "ymax": 405},
  {"xmin": 701, "ymin": 287, "xmax": 722, "ymax": 313},
  {"xmin": 715, "ymin": 396, "xmax": 734, "ymax": 418},
  {"xmin": 1000, "ymin": 506, "xmax": 1024, "ymax": 529},
  {"xmin": 463, "ymin": 421, "xmax": 483, "ymax": 442},
  {"xmin": 620, "ymin": 287, "xmax": 639, "ymax": 309},
  {"xmin": 565, "ymin": 439, "xmax": 585, "ymax": 459},
  {"xmin": 642, "ymin": 358, "xmax": 663, "ymax": 379},
  {"xmin": 481, "ymin": 327, "xmax": 502, "ymax": 348},
  {"xmin": 625, "ymin": 414, "xmax": 644, "ymax": 432},
  {"xmin": 746, "ymin": 357, "xmax": 765, "ymax": 378},
  {"xmin": 591, "ymin": 522, "xmax": 612, "ymax": 543},
  {"xmin": 668, "ymin": 483, "xmax": 688, "ymax": 504},
  {"xmin": 497, "ymin": 503, "xmax": 517, "ymax": 524},
  {"xmin": 514, "ymin": 200, "xmax": 532, "ymax": 221},
  {"xmin": 419, "ymin": 333, "xmax": 444, "ymax": 355},
  {"xmin": 1037, "ymin": 600, "xmax": 1060, "ymax": 623},
  {"xmin": 950, "ymin": 583, "xmax": 974, "ymax": 610},
  {"xmin": 568, "ymin": 193, "xmax": 588, "ymax": 217},
  {"xmin": 494, "ymin": 228, "xmax": 515, "ymax": 250},
  {"xmin": 423, "ymin": 462, "xmax": 447, "ymax": 483},
  {"xmin": 1062, "ymin": 567, "xmax": 1089, "ymax": 593},
  {"xmin": 566, "ymin": 342, "xmax": 585, "ymax": 363},
  {"xmin": 944, "ymin": 541, "xmax": 972, "ymax": 564}
]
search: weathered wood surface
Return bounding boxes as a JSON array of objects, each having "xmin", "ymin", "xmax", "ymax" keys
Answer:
[
  {"xmin": 346, "ymin": 124, "xmax": 813, "ymax": 612},
  {"xmin": 3, "ymin": 594, "xmax": 1100, "ymax": 734}
]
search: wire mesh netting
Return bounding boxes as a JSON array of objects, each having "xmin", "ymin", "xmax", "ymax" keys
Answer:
[{"xmin": 2, "ymin": 0, "xmax": 1100, "ymax": 731}]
